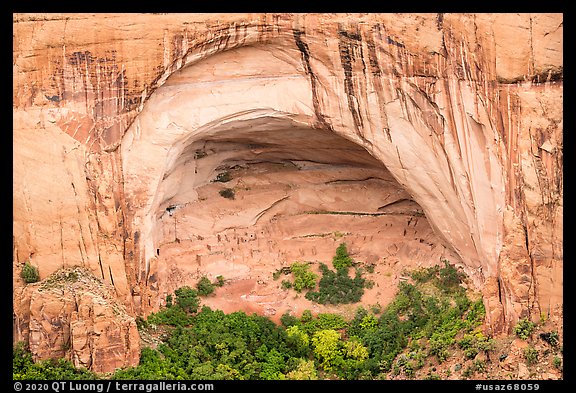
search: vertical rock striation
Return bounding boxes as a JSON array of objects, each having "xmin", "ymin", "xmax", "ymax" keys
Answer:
[{"xmin": 13, "ymin": 13, "xmax": 562, "ymax": 369}]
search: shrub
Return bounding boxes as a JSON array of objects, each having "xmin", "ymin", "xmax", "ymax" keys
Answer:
[
  {"xmin": 196, "ymin": 276, "xmax": 215, "ymax": 296},
  {"xmin": 174, "ymin": 286, "xmax": 200, "ymax": 314},
  {"xmin": 290, "ymin": 262, "xmax": 318, "ymax": 292},
  {"xmin": 553, "ymin": 356, "xmax": 562, "ymax": 371},
  {"xmin": 216, "ymin": 275, "xmax": 225, "ymax": 287},
  {"xmin": 332, "ymin": 243, "xmax": 353, "ymax": 271},
  {"xmin": 514, "ymin": 318, "xmax": 536, "ymax": 340},
  {"xmin": 280, "ymin": 312, "xmax": 299, "ymax": 328},
  {"xmin": 21, "ymin": 261, "xmax": 40, "ymax": 283},
  {"xmin": 219, "ymin": 188, "xmax": 235, "ymax": 199},
  {"xmin": 523, "ymin": 346, "xmax": 538, "ymax": 365},
  {"xmin": 539, "ymin": 331, "xmax": 559, "ymax": 347},
  {"xmin": 281, "ymin": 280, "xmax": 293, "ymax": 289},
  {"xmin": 410, "ymin": 265, "xmax": 438, "ymax": 283},
  {"xmin": 214, "ymin": 171, "xmax": 232, "ymax": 183},
  {"xmin": 305, "ymin": 263, "xmax": 366, "ymax": 305},
  {"xmin": 438, "ymin": 260, "xmax": 464, "ymax": 291}
]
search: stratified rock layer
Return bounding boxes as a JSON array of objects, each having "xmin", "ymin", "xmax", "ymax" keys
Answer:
[
  {"xmin": 14, "ymin": 267, "xmax": 140, "ymax": 373},
  {"xmin": 13, "ymin": 13, "xmax": 562, "ymax": 369}
]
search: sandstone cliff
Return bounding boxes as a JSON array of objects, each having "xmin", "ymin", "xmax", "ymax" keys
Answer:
[
  {"xmin": 14, "ymin": 267, "xmax": 139, "ymax": 373},
  {"xmin": 13, "ymin": 13, "xmax": 562, "ymax": 370}
]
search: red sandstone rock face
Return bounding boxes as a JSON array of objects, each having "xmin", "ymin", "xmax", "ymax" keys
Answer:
[
  {"xmin": 14, "ymin": 267, "xmax": 140, "ymax": 373},
  {"xmin": 13, "ymin": 13, "xmax": 562, "ymax": 370}
]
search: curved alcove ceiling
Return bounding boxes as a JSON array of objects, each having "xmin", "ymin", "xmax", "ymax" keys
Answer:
[{"xmin": 122, "ymin": 42, "xmax": 501, "ymax": 299}]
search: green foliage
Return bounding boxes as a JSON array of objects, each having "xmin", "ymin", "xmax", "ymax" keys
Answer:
[
  {"xmin": 332, "ymin": 243, "xmax": 354, "ymax": 270},
  {"xmin": 147, "ymin": 286, "xmax": 199, "ymax": 326},
  {"xmin": 290, "ymin": 262, "xmax": 318, "ymax": 292},
  {"xmin": 458, "ymin": 331, "xmax": 495, "ymax": 359},
  {"xmin": 216, "ymin": 275, "xmax": 225, "ymax": 287},
  {"xmin": 285, "ymin": 358, "xmax": 318, "ymax": 380},
  {"xmin": 258, "ymin": 348, "xmax": 286, "ymax": 380},
  {"xmin": 305, "ymin": 263, "xmax": 366, "ymax": 305},
  {"xmin": 13, "ymin": 342, "xmax": 96, "ymax": 380},
  {"xmin": 147, "ymin": 303, "xmax": 194, "ymax": 327},
  {"xmin": 299, "ymin": 312, "xmax": 349, "ymax": 336},
  {"xmin": 280, "ymin": 312, "xmax": 299, "ymax": 328},
  {"xmin": 219, "ymin": 188, "xmax": 235, "ymax": 199},
  {"xmin": 196, "ymin": 276, "xmax": 215, "ymax": 296},
  {"xmin": 539, "ymin": 331, "xmax": 559, "ymax": 347},
  {"xmin": 286, "ymin": 325, "xmax": 310, "ymax": 357},
  {"xmin": 214, "ymin": 171, "xmax": 232, "ymax": 183},
  {"xmin": 409, "ymin": 260, "xmax": 464, "ymax": 293},
  {"xmin": 14, "ymin": 262, "xmax": 491, "ymax": 381},
  {"xmin": 281, "ymin": 279, "xmax": 292, "ymax": 289},
  {"xmin": 311, "ymin": 329, "xmax": 342, "ymax": 371},
  {"xmin": 174, "ymin": 286, "xmax": 200, "ymax": 313},
  {"xmin": 438, "ymin": 259, "xmax": 464, "ymax": 292},
  {"xmin": 553, "ymin": 356, "xmax": 562, "ymax": 371},
  {"xmin": 523, "ymin": 346, "xmax": 539, "ymax": 366},
  {"xmin": 410, "ymin": 265, "xmax": 439, "ymax": 283},
  {"xmin": 514, "ymin": 318, "xmax": 536, "ymax": 340},
  {"xmin": 21, "ymin": 261, "xmax": 40, "ymax": 283}
]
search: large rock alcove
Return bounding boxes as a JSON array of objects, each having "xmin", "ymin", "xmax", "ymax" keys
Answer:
[
  {"xmin": 13, "ymin": 13, "xmax": 562, "ymax": 372},
  {"xmin": 122, "ymin": 46, "xmax": 464, "ymax": 319}
]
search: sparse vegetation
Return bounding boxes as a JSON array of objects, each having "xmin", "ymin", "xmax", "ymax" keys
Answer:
[
  {"xmin": 196, "ymin": 276, "xmax": 216, "ymax": 296},
  {"xmin": 514, "ymin": 318, "xmax": 536, "ymax": 340},
  {"xmin": 219, "ymin": 188, "xmax": 235, "ymax": 199},
  {"xmin": 21, "ymin": 261, "xmax": 40, "ymax": 283},
  {"xmin": 523, "ymin": 346, "xmax": 539, "ymax": 366},
  {"xmin": 553, "ymin": 356, "xmax": 562, "ymax": 371},
  {"xmin": 540, "ymin": 331, "xmax": 559, "ymax": 347},
  {"xmin": 214, "ymin": 171, "xmax": 232, "ymax": 183}
]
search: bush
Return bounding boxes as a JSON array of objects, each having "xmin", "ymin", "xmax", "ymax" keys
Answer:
[
  {"xmin": 216, "ymin": 275, "xmax": 225, "ymax": 287},
  {"xmin": 21, "ymin": 261, "xmax": 40, "ymax": 283},
  {"xmin": 305, "ymin": 263, "xmax": 366, "ymax": 305},
  {"xmin": 539, "ymin": 331, "xmax": 559, "ymax": 347},
  {"xmin": 174, "ymin": 286, "xmax": 200, "ymax": 313},
  {"xmin": 514, "ymin": 318, "xmax": 536, "ymax": 340},
  {"xmin": 219, "ymin": 188, "xmax": 235, "ymax": 199},
  {"xmin": 553, "ymin": 356, "xmax": 562, "ymax": 371},
  {"xmin": 281, "ymin": 280, "xmax": 293, "ymax": 289},
  {"xmin": 214, "ymin": 171, "xmax": 232, "ymax": 183},
  {"xmin": 523, "ymin": 346, "xmax": 538, "ymax": 365},
  {"xmin": 290, "ymin": 262, "xmax": 318, "ymax": 293},
  {"xmin": 196, "ymin": 276, "xmax": 215, "ymax": 296},
  {"xmin": 332, "ymin": 243, "xmax": 354, "ymax": 271},
  {"xmin": 438, "ymin": 260, "xmax": 464, "ymax": 292}
]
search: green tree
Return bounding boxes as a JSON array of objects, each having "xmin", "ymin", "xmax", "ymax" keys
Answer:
[
  {"xmin": 196, "ymin": 276, "xmax": 215, "ymax": 296},
  {"xmin": 311, "ymin": 329, "xmax": 342, "ymax": 371},
  {"xmin": 286, "ymin": 359, "xmax": 318, "ymax": 380},
  {"xmin": 332, "ymin": 243, "xmax": 353, "ymax": 271},
  {"xmin": 286, "ymin": 325, "xmax": 310, "ymax": 357},
  {"xmin": 174, "ymin": 286, "xmax": 200, "ymax": 313},
  {"xmin": 290, "ymin": 262, "xmax": 318, "ymax": 292}
]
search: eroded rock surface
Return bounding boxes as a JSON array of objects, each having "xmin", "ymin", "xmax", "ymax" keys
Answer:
[
  {"xmin": 14, "ymin": 267, "xmax": 140, "ymax": 373},
  {"xmin": 13, "ymin": 13, "xmax": 562, "ymax": 370}
]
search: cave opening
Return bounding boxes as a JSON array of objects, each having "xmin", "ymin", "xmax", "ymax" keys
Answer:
[{"xmin": 121, "ymin": 44, "xmax": 463, "ymax": 320}]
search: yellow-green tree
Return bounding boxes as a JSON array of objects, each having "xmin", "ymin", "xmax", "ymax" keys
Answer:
[{"xmin": 311, "ymin": 329, "xmax": 342, "ymax": 371}]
